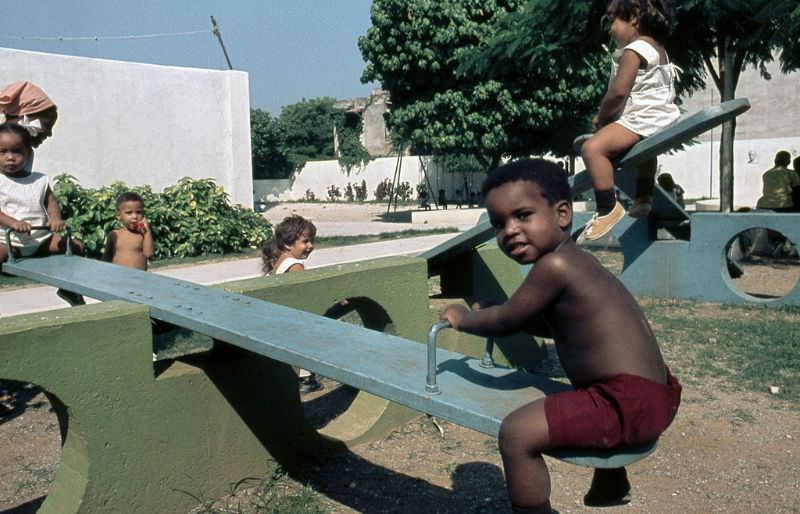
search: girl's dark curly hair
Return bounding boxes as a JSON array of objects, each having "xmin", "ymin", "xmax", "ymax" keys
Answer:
[
  {"xmin": 608, "ymin": 0, "xmax": 675, "ymax": 40},
  {"xmin": 0, "ymin": 122, "xmax": 34, "ymax": 154},
  {"xmin": 261, "ymin": 215, "xmax": 317, "ymax": 274}
]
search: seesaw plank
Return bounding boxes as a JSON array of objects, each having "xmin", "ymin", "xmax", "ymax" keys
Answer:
[{"xmin": 2, "ymin": 255, "xmax": 654, "ymax": 467}]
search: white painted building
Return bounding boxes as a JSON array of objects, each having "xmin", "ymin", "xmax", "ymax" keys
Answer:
[{"xmin": 0, "ymin": 48, "xmax": 253, "ymax": 206}]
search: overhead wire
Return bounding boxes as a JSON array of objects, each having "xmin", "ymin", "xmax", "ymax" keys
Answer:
[{"xmin": 0, "ymin": 30, "xmax": 209, "ymax": 42}]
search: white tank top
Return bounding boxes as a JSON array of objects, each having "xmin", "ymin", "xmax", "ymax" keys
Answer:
[
  {"xmin": 0, "ymin": 171, "xmax": 52, "ymax": 248},
  {"xmin": 274, "ymin": 257, "xmax": 305, "ymax": 274}
]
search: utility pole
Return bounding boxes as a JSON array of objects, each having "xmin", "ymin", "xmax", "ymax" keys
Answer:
[{"xmin": 210, "ymin": 16, "xmax": 233, "ymax": 70}]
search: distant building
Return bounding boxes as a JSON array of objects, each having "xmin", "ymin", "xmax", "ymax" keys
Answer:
[{"xmin": 335, "ymin": 89, "xmax": 394, "ymax": 157}]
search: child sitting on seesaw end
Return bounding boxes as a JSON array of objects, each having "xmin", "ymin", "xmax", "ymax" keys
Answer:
[
  {"xmin": 0, "ymin": 122, "xmax": 84, "ymax": 307},
  {"xmin": 440, "ymin": 158, "xmax": 681, "ymax": 514},
  {"xmin": 102, "ymin": 191, "xmax": 155, "ymax": 270},
  {"xmin": 261, "ymin": 214, "xmax": 323, "ymax": 394},
  {"xmin": 578, "ymin": 0, "xmax": 680, "ymax": 242}
]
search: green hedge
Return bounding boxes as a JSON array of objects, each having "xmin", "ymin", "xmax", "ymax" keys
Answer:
[{"xmin": 53, "ymin": 175, "xmax": 272, "ymax": 259}]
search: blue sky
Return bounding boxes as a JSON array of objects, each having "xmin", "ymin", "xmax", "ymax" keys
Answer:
[{"xmin": 2, "ymin": 1, "xmax": 378, "ymax": 114}]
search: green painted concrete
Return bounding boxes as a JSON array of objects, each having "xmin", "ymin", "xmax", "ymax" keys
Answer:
[
  {"xmin": 1, "ymin": 301, "xmax": 344, "ymax": 513},
  {"xmin": 0, "ymin": 256, "xmax": 436, "ymax": 512}
]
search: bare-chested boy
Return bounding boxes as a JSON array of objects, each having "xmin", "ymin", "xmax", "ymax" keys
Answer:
[
  {"xmin": 440, "ymin": 158, "xmax": 681, "ymax": 514},
  {"xmin": 102, "ymin": 191, "xmax": 154, "ymax": 270}
]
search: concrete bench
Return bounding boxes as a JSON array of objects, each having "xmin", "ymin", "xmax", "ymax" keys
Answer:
[{"xmin": 3, "ymin": 254, "xmax": 654, "ymax": 468}]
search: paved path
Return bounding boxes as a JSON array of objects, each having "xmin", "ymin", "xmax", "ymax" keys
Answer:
[{"xmin": 0, "ymin": 232, "xmax": 459, "ymax": 319}]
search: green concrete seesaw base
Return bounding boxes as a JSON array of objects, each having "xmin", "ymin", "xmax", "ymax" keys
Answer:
[
  {"xmin": 1, "ymin": 302, "xmax": 345, "ymax": 514},
  {"xmin": 0, "ymin": 256, "xmax": 441, "ymax": 513}
]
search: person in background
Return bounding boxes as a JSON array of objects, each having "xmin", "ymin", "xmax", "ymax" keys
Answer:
[
  {"xmin": 656, "ymin": 172, "xmax": 685, "ymax": 208},
  {"xmin": 756, "ymin": 151, "xmax": 799, "ymax": 213},
  {"xmin": 0, "ymin": 81, "xmax": 59, "ymax": 171},
  {"xmin": 102, "ymin": 191, "xmax": 155, "ymax": 270},
  {"xmin": 261, "ymin": 215, "xmax": 323, "ymax": 394}
]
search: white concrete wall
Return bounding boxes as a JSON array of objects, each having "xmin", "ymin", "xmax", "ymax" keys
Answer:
[
  {"xmin": 254, "ymin": 156, "xmax": 488, "ymax": 203},
  {"xmin": 0, "ymin": 48, "xmax": 253, "ymax": 206}
]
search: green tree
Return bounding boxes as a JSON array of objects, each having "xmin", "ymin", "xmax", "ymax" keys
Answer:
[
  {"xmin": 359, "ymin": 0, "xmax": 607, "ymax": 170},
  {"xmin": 250, "ymin": 109, "xmax": 293, "ymax": 179},
  {"xmin": 278, "ymin": 97, "xmax": 338, "ymax": 171},
  {"xmin": 460, "ymin": 0, "xmax": 800, "ymax": 209},
  {"xmin": 265, "ymin": 97, "xmax": 372, "ymax": 174}
]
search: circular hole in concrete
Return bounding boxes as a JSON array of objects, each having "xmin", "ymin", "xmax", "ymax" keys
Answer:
[
  {"xmin": 725, "ymin": 228, "xmax": 800, "ymax": 299},
  {"xmin": 301, "ymin": 297, "xmax": 395, "ymax": 432},
  {"xmin": 0, "ymin": 380, "xmax": 64, "ymax": 512}
]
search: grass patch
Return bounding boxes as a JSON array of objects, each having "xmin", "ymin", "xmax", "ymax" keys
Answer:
[
  {"xmin": 186, "ymin": 461, "xmax": 328, "ymax": 513},
  {"xmin": 642, "ymin": 298, "xmax": 800, "ymax": 403},
  {"xmin": 579, "ymin": 247, "xmax": 800, "ymax": 402},
  {"xmin": 314, "ymin": 227, "xmax": 458, "ymax": 248}
]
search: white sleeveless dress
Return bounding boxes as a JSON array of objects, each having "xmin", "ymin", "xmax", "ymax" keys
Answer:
[
  {"xmin": 611, "ymin": 39, "xmax": 680, "ymax": 137},
  {"xmin": 0, "ymin": 171, "xmax": 52, "ymax": 255}
]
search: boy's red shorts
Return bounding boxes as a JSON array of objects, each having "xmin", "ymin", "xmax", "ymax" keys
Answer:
[{"xmin": 544, "ymin": 369, "xmax": 681, "ymax": 448}]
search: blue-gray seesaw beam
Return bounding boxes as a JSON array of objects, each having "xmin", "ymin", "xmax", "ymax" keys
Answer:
[
  {"xmin": 2, "ymin": 255, "xmax": 653, "ymax": 468},
  {"xmin": 421, "ymin": 98, "xmax": 751, "ymax": 266}
]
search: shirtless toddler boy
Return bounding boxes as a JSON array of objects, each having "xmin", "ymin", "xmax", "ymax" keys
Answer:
[
  {"xmin": 102, "ymin": 191, "xmax": 154, "ymax": 270},
  {"xmin": 440, "ymin": 158, "xmax": 681, "ymax": 513}
]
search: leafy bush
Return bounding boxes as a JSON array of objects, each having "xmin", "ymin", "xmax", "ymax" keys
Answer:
[
  {"xmin": 53, "ymin": 175, "xmax": 272, "ymax": 259},
  {"xmin": 326, "ymin": 184, "xmax": 342, "ymax": 202},
  {"xmin": 344, "ymin": 183, "xmax": 355, "ymax": 202},
  {"xmin": 396, "ymin": 181, "xmax": 413, "ymax": 201},
  {"xmin": 374, "ymin": 178, "xmax": 393, "ymax": 201},
  {"xmin": 354, "ymin": 180, "xmax": 368, "ymax": 201}
]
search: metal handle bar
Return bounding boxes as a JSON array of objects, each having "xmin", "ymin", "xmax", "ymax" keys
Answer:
[
  {"xmin": 4, "ymin": 225, "xmax": 72, "ymax": 263},
  {"xmin": 426, "ymin": 321, "xmax": 496, "ymax": 394}
]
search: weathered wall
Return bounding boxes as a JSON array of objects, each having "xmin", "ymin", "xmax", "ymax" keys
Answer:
[{"xmin": 0, "ymin": 48, "xmax": 253, "ymax": 207}]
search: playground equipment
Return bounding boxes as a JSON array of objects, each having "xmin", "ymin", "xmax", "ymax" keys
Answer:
[
  {"xmin": 2, "ymin": 252, "xmax": 648, "ymax": 512},
  {"xmin": 426, "ymin": 99, "xmax": 800, "ymax": 306},
  {"xmin": 5, "ymin": 98, "xmax": 793, "ymax": 513}
]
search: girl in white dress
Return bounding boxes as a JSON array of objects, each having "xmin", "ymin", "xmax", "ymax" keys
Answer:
[
  {"xmin": 579, "ymin": 0, "xmax": 680, "ymax": 242},
  {"xmin": 261, "ymin": 215, "xmax": 322, "ymax": 393}
]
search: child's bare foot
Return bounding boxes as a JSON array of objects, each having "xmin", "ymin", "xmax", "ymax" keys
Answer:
[
  {"xmin": 577, "ymin": 201, "xmax": 625, "ymax": 242},
  {"xmin": 583, "ymin": 467, "xmax": 631, "ymax": 507}
]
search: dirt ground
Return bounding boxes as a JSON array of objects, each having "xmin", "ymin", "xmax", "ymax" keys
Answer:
[
  {"xmin": 2, "ymin": 204, "xmax": 799, "ymax": 512},
  {"xmin": 4, "ymin": 361, "xmax": 797, "ymax": 513}
]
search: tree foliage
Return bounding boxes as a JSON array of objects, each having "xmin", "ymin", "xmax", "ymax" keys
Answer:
[
  {"xmin": 251, "ymin": 109, "xmax": 293, "ymax": 180},
  {"xmin": 359, "ymin": 0, "xmax": 608, "ymax": 167},
  {"xmin": 250, "ymin": 98, "xmax": 372, "ymax": 179},
  {"xmin": 458, "ymin": 0, "xmax": 800, "ymax": 207}
]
